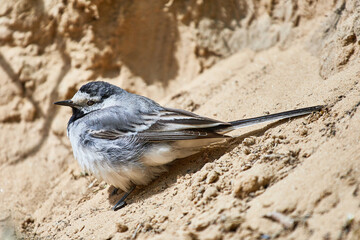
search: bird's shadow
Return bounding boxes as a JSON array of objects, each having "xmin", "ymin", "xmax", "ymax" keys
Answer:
[{"xmin": 107, "ymin": 118, "xmax": 295, "ymax": 208}]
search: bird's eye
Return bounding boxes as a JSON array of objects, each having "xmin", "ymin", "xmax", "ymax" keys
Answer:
[{"xmin": 87, "ymin": 100, "xmax": 95, "ymax": 106}]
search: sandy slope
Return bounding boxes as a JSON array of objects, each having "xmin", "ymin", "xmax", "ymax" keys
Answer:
[{"xmin": 1, "ymin": 1, "xmax": 360, "ymax": 239}]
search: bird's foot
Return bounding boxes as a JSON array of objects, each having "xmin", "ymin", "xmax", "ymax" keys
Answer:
[
  {"xmin": 110, "ymin": 187, "xmax": 119, "ymax": 196},
  {"xmin": 112, "ymin": 185, "xmax": 136, "ymax": 211}
]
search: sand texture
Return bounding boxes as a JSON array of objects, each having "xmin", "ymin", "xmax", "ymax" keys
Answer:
[{"xmin": 1, "ymin": 0, "xmax": 360, "ymax": 239}]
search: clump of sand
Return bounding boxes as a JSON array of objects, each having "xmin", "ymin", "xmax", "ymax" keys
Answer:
[{"xmin": 1, "ymin": 1, "xmax": 360, "ymax": 239}]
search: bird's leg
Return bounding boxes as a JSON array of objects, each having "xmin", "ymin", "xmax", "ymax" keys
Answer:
[
  {"xmin": 110, "ymin": 187, "xmax": 119, "ymax": 196},
  {"xmin": 112, "ymin": 185, "xmax": 136, "ymax": 211}
]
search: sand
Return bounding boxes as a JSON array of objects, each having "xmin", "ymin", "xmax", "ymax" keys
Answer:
[{"xmin": 0, "ymin": 0, "xmax": 360, "ymax": 239}]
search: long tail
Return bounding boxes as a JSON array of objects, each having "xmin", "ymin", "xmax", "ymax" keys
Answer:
[{"xmin": 218, "ymin": 105, "xmax": 323, "ymax": 133}]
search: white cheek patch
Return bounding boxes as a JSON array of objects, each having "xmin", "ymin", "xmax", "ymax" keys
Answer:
[
  {"xmin": 71, "ymin": 91, "xmax": 90, "ymax": 104},
  {"xmin": 71, "ymin": 91, "xmax": 101, "ymax": 105}
]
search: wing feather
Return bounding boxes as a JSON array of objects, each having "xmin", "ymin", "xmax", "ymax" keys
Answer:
[
  {"xmin": 88, "ymin": 106, "xmax": 230, "ymax": 142},
  {"xmin": 150, "ymin": 108, "xmax": 231, "ymax": 131},
  {"xmin": 90, "ymin": 129, "xmax": 228, "ymax": 142}
]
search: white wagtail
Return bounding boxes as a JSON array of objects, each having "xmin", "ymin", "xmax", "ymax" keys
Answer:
[{"xmin": 55, "ymin": 81, "xmax": 322, "ymax": 210}]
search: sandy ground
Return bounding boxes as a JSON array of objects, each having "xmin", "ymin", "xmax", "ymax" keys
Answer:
[{"xmin": 1, "ymin": 0, "xmax": 360, "ymax": 239}]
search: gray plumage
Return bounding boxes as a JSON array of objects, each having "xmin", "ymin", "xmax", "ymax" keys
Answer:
[{"xmin": 55, "ymin": 81, "xmax": 322, "ymax": 197}]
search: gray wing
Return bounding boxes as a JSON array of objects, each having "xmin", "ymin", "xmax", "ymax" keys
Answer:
[
  {"xmin": 87, "ymin": 106, "xmax": 230, "ymax": 142},
  {"xmin": 91, "ymin": 129, "xmax": 228, "ymax": 142}
]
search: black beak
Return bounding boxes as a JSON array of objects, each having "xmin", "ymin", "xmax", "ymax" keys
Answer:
[{"xmin": 54, "ymin": 100, "xmax": 76, "ymax": 107}]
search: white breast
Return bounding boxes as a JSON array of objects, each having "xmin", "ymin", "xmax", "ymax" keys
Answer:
[{"xmin": 67, "ymin": 121, "xmax": 165, "ymax": 191}]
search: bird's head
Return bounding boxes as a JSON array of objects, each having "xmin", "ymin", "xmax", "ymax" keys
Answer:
[{"xmin": 54, "ymin": 81, "xmax": 125, "ymax": 114}]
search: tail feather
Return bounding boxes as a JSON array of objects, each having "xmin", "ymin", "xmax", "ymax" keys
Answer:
[{"xmin": 218, "ymin": 105, "xmax": 323, "ymax": 133}]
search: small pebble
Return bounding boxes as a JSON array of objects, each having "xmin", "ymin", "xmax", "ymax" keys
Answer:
[
  {"xmin": 197, "ymin": 186, "xmax": 205, "ymax": 193},
  {"xmin": 222, "ymin": 216, "xmax": 243, "ymax": 232},
  {"xmin": 243, "ymin": 147, "xmax": 251, "ymax": 155},
  {"xmin": 195, "ymin": 172, "xmax": 208, "ymax": 182},
  {"xmin": 206, "ymin": 171, "xmax": 219, "ymax": 184},
  {"xmin": 203, "ymin": 187, "xmax": 218, "ymax": 200},
  {"xmin": 116, "ymin": 223, "xmax": 128, "ymax": 232},
  {"xmin": 193, "ymin": 219, "xmax": 210, "ymax": 231},
  {"xmin": 243, "ymin": 137, "xmax": 256, "ymax": 146},
  {"xmin": 300, "ymin": 128, "xmax": 308, "ymax": 136}
]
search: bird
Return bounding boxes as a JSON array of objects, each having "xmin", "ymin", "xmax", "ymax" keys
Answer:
[{"xmin": 54, "ymin": 81, "xmax": 323, "ymax": 210}]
